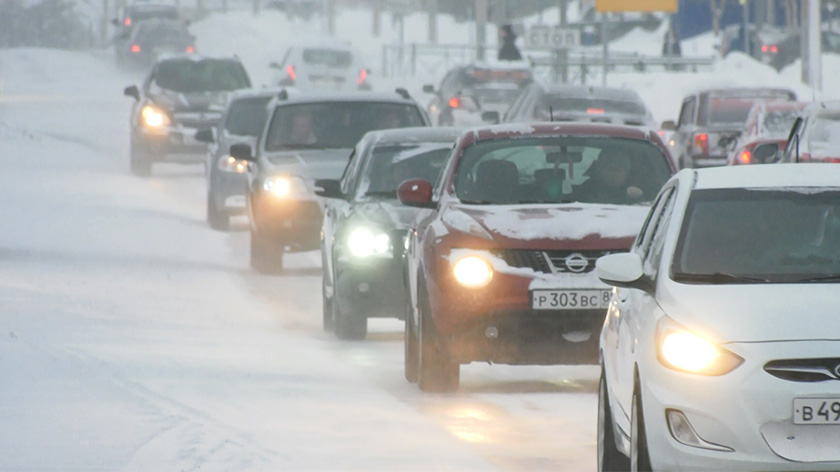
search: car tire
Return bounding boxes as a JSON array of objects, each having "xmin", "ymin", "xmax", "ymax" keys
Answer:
[
  {"xmin": 417, "ymin": 284, "xmax": 459, "ymax": 393},
  {"xmin": 599, "ymin": 365, "xmax": 630, "ymax": 472},
  {"xmin": 404, "ymin": 303, "xmax": 419, "ymax": 383},
  {"xmin": 250, "ymin": 229, "xmax": 284, "ymax": 274},
  {"xmin": 322, "ymin": 276, "xmax": 334, "ymax": 333},
  {"xmin": 630, "ymin": 382, "xmax": 652, "ymax": 472},
  {"xmin": 207, "ymin": 192, "xmax": 230, "ymax": 231},
  {"xmin": 333, "ymin": 298, "xmax": 367, "ymax": 341},
  {"xmin": 130, "ymin": 138, "xmax": 152, "ymax": 177}
]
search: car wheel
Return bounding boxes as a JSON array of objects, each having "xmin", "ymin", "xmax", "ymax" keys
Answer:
[
  {"xmin": 322, "ymin": 276, "xmax": 334, "ymax": 333},
  {"xmin": 333, "ymin": 297, "xmax": 367, "ymax": 341},
  {"xmin": 417, "ymin": 284, "xmax": 459, "ymax": 393},
  {"xmin": 404, "ymin": 302, "xmax": 419, "ymax": 383},
  {"xmin": 129, "ymin": 138, "xmax": 152, "ymax": 177},
  {"xmin": 250, "ymin": 229, "xmax": 284, "ymax": 274},
  {"xmin": 207, "ymin": 192, "xmax": 230, "ymax": 231},
  {"xmin": 630, "ymin": 383, "xmax": 652, "ymax": 472},
  {"xmin": 599, "ymin": 365, "xmax": 629, "ymax": 472}
]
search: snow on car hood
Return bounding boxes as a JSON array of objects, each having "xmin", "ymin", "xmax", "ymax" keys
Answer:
[
  {"xmin": 264, "ymin": 149, "xmax": 351, "ymax": 181},
  {"xmin": 452, "ymin": 203, "xmax": 650, "ymax": 246},
  {"xmin": 352, "ymin": 200, "xmax": 419, "ymax": 231},
  {"xmin": 658, "ymin": 282, "xmax": 840, "ymax": 343}
]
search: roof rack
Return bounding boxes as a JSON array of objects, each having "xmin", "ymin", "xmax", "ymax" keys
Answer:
[{"xmin": 395, "ymin": 88, "xmax": 411, "ymax": 100}]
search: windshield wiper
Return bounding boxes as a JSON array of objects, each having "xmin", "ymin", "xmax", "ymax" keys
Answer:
[
  {"xmin": 459, "ymin": 199, "xmax": 494, "ymax": 205},
  {"xmin": 795, "ymin": 274, "xmax": 840, "ymax": 283},
  {"xmin": 364, "ymin": 190, "xmax": 397, "ymax": 198},
  {"xmin": 671, "ymin": 272, "xmax": 771, "ymax": 284}
]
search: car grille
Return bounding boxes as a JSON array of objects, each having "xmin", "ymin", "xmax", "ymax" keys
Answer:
[
  {"xmin": 764, "ymin": 358, "xmax": 840, "ymax": 382},
  {"xmin": 491, "ymin": 249, "xmax": 618, "ymax": 274},
  {"xmin": 172, "ymin": 111, "xmax": 223, "ymax": 129}
]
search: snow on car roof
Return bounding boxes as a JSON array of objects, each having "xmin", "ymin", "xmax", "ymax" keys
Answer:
[
  {"xmin": 693, "ymin": 163, "xmax": 840, "ymax": 190},
  {"xmin": 464, "ymin": 122, "xmax": 659, "ymax": 143},
  {"xmin": 368, "ymin": 127, "xmax": 462, "ymax": 145}
]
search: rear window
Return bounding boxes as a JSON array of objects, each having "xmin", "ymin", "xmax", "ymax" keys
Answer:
[
  {"xmin": 705, "ymin": 97, "xmax": 761, "ymax": 125},
  {"xmin": 152, "ymin": 59, "xmax": 251, "ymax": 93},
  {"xmin": 302, "ymin": 49, "xmax": 354, "ymax": 68},
  {"xmin": 224, "ymin": 96, "xmax": 272, "ymax": 137},
  {"xmin": 542, "ymin": 96, "xmax": 647, "ymax": 117},
  {"xmin": 130, "ymin": 8, "xmax": 178, "ymax": 22},
  {"xmin": 462, "ymin": 68, "xmax": 532, "ymax": 88},
  {"xmin": 136, "ymin": 25, "xmax": 190, "ymax": 43}
]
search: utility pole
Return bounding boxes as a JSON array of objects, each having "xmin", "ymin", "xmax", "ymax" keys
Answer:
[
  {"xmin": 372, "ymin": 0, "xmax": 381, "ymax": 37},
  {"xmin": 475, "ymin": 0, "xmax": 488, "ymax": 61},
  {"xmin": 327, "ymin": 0, "xmax": 335, "ymax": 36},
  {"xmin": 428, "ymin": 0, "xmax": 438, "ymax": 44},
  {"xmin": 102, "ymin": 0, "xmax": 109, "ymax": 47},
  {"xmin": 742, "ymin": 0, "xmax": 750, "ymax": 57},
  {"xmin": 803, "ymin": 0, "xmax": 822, "ymax": 93}
]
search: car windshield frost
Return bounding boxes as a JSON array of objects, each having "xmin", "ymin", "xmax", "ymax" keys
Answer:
[
  {"xmin": 265, "ymin": 102, "xmax": 425, "ymax": 151},
  {"xmin": 356, "ymin": 144, "xmax": 451, "ymax": 199},
  {"xmin": 760, "ymin": 109, "xmax": 803, "ymax": 137},
  {"xmin": 224, "ymin": 97, "xmax": 271, "ymax": 137},
  {"xmin": 807, "ymin": 112, "xmax": 840, "ymax": 157},
  {"xmin": 453, "ymin": 136, "xmax": 672, "ymax": 205},
  {"xmin": 673, "ymin": 188, "xmax": 840, "ymax": 283},
  {"xmin": 152, "ymin": 59, "xmax": 250, "ymax": 93}
]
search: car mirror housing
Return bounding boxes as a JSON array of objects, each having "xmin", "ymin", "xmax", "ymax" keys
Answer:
[
  {"xmin": 229, "ymin": 143, "xmax": 254, "ymax": 162},
  {"xmin": 194, "ymin": 128, "xmax": 215, "ymax": 144},
  {"xmin": 754, "ymin": 142, "xmax": 781, "ymax": 163},
  {"xmin": 124, "ymin": 85, "xmax": 140, "ymax": 101},
  {"xmin": 661, "ymin": 120, "xmax": 677, "ymax": 131},
  {"xmin": 398, "ymin": 179, "xmax": 435, "ymax": 209},
  {"xmin": 314, "ymin": 179, "xmax": 344, "ymax": 199},
  {"xmin": 596, "ymin": 253, "xmax": 649, "ymax": 291},
  {"xmin": 481, "ymin": 111, "xmax": 500, "ymax": 124}
]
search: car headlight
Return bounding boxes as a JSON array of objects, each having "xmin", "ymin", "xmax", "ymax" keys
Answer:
[
  {"xmin": 141, "ymin": 105, "xmax": 170, "ymax": 127},
  {"xmin": 452, "ymin": 256, "xmax": 493, "ymax": 288},
  {"xmin": 218, "ymin": 156, "xmax": 249, "ymax": 174},
  {"xmin": 263, "ymin": 175, "xmax": 306, "ymax": 198},
  {"xmin": 347, "ymin": 228, "xmax": 391, "ymax": 258},
  {"xmin": 656, "ymin": 316, "xmax": 743, "ymax": 376}
]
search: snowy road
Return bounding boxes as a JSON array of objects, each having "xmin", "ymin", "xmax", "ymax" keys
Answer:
[{"xmin": 0, "ymin": 49, "xmax": 597, "ymax": 471}]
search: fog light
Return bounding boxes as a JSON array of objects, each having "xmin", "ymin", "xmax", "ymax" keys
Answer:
[
  {"xmin": 666, "ymin": 409, "xmax": 733, "ymax": 452},
  {"xmin": 485, "ymin": 326, "xmax": 499, "ymax": 340}
]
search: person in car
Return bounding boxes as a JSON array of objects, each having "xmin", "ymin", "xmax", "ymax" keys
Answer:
[
  {"xmin": 575, "ymin": 152, "xmax": 644, "ymax": 204},
  {"xmin": 289, "ymin": 112, "xmax": 318, "ymax": 145}
]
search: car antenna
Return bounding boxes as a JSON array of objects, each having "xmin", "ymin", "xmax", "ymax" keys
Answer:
[{"xmin": 550, "ymin": 106, "xmax": 554, "ymax": 122}]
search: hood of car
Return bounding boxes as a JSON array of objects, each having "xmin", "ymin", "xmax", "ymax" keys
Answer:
[
  {"xmin": 351, "ymin": 200, "xmax": 418, "ymax": 231},
  {"xmin": 658, "ymin": 282, "xmax": 840, "ymax": 344},
  {"xmin": 447, "ymin": 203, "xmax": 648, "ymax": 250},
  {"xmin": 149, "ymin": 91, "xmax": 228, "ymax": 114},
  {"xmin": 263, "ymin": 148, "xmax": 351, "ymax": 181}
]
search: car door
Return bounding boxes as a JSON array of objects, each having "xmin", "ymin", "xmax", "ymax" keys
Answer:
[{"xmin": 324, "ymin": 140, "xmax": 368, "ymax": 285}]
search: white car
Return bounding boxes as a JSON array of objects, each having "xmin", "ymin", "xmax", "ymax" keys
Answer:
[
  {"xmin": 595, "ymin": 164, "xmax": 840, "ymax": 471},
  {"xmin": 270, "ymin": 42, "xmax": 371, "ymax": 92}
]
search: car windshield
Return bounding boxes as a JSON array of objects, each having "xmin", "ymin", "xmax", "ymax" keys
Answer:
[
  {"xmin": 356, "ymin": 144, "xmax": 451, "ymax": 199},
  {"xmin": 265, "ymin": 102, "xmax": 425, "ymax": 151},
  {"xmin": 453, "ymin": 136, "xmax": 672, "ymax": 205},
  {"xmin": 807, "ymin": 112, "xmax": 840, "ymax": 158},
  {"xmin": 302, "ymin": 48, "xmax": 354, "ymax": 68},
  {"xmin": 542, "ymin": 96, "xmax": 647, "ymax": 117},
  {"xmin": 760, "ymin": 109, "xmax": 803, "ymax": 138},
  {"xmin": 673, "ymin": 188, "xmax": 840, "ymax": 283},
  {"xmin": 224, "ymin": 96, "xmax": 272, "ymax": 137},
  {"xmin": 152, "ymin": 59, "xmax": 250, "ymax": 93}
]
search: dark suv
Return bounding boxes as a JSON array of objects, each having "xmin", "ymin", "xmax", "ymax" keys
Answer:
[
  {"xmin": 663, "ymin": 87, "xmax": 796, "ymax": 169},
  {"xmin": 123, "ymin": 55, "xmax": 251, "ymax": 176},
  {"xmin": 230, "ymin": 89, "xmax": 431, "ymax": 273}
]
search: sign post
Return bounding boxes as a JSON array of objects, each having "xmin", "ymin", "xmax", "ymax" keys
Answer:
[{"xmin": 526, "ymin": 25, "xmax": 581, "ymax": 84}]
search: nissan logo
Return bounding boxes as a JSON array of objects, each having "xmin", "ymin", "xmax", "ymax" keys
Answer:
[{"xmin": 565, "ymin": 253, "xmax": 588, "ymax": 273}]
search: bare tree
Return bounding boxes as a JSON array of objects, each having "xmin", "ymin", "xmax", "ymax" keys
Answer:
[{"xmin": 710, "ymin": 0, "xmax": 728, "ymax": 36}]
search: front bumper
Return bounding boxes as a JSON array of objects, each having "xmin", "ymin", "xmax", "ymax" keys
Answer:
[
  {"xmin": 210, "ymin": 168, "xmax": 248, "ymax": 215},
  {"xmin": 335, "ymin": 257, "xmax": 406, "ymax": 320},
  {"xmin": 135, "ymin": 125, "xmax": 208, "ymax": 160},
  {"xmin": 251, "ymin": 196, "xmax": 323, "ymax": 252},
  {"xmin": 639, "ymin": 340, "xmax": 840, "ymax": 471}
]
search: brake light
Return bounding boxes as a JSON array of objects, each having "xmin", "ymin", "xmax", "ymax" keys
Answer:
[
  {"xmin": 587, "ymin": 107, "xmax": 605, "ymax": 114},
  {"xmin": 771, "ymin": 45, "xmax": 778, "ymax": 53},
  {"xmin": 762, "ymin": 44, "xmax": 768, "ymax": 53},
  {"xmin": 448, "ymin": 97, "xmax": 461, "ymax": 108},
  {"xmin": 738, "ymin": 150, "xmax": 751, "ymax": 164},
  {"xmin": 125, "ymin": 17, "xmax": 131, "ymax": 26},
  {"xmin": 357, "ymin": 69, "xmax": 367, "ymax": 86},
  {"xmin": 131, "ymin": 44, "xmax": 141, "ymax": 53},
  {"xmin": 186, "ymin": 46, "xmax": 195, "ymax": 53},
  {"xmin": 286, "ymin": 65, "xmax": 296, "ymax": 82},
  {"xmin": 693, "ymin": 133, "xmax": 709, "ymax": 155}
]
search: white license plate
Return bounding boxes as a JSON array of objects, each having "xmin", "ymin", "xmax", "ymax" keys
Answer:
[
  {"xmin": 793, "ymin": 398, "xmax": 840, "ymax": 424},
  {"xmin": 531, "ymin": 289, "xmax": 611, "ymax": 310}
]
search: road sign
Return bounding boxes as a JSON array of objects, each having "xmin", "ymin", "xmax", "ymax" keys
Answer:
[
  {"xmin": 526, "ymin": 25, "xmax": 581, "ymax": 50},
  {"xmin": 595, "ymin": 0, "xmax": 677, "ymax": 12}
]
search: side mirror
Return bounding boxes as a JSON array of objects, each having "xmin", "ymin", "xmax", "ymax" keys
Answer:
[
  {"xmin": 596, "ymin": 253, "xmax": 648, "ymax": 291},
  {"xmin": 229, "ymin": 143, "xmax": 255, "ymax": 162},
  {"xmin": 754, "ymin": 142, "xmax": 781, "ymax": 164},
  {"xmin": 124, "ymin": 85, "xmax": 140, "ymax": 101},
  {"xmin": 717, "ymin": 136, "xmax": 736, "ymax": 150},
  {"xmin": 314, "ymin": 179, "xmax": 344, "ymax": 199},
  {"xmin": 398, "ymin": 179, "xmax": 435, "ymax": 209},
  {"xmin": 269, "ymin": 61, "xmax": 282, "ymax": 70},
  {"xmin": 194, "ymin": 128, "xmax": 215, "ymax": 144},
  {"xmin": 660, "ymin": 120, "xmax": 676, "ymax": 131},
  {"xmin": 482, "ymin": 111, "xmax": 500, "ymax": 124},
  {"xmin": 422, "ymin": 84, "xmax": 435, "ymax": 94}
]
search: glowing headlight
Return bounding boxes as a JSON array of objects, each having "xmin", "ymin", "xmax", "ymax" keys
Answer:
[
  {"xmin": 348, "ymin": 228, "xmax": 391, "ymax": 257},
  {"xmin": 263, "ymin": 176, "xmax": 305, "ymax": 197},
  {"xmin": 452, "ymin": 256, "xmax": 493, "ymax": 288},
  {"xmin": 657, "ymin": 317, "xmax": 743, "ymax": 375},
  {"xmin": 218, "ymin": 156, "xmax": 248, "ymax": 174},
  {"xmin": 141, "ymin": 105, "xmax": 170, "ymax": 127}
]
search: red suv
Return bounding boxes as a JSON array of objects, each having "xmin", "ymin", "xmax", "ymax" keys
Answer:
[{"xmin": 399, "ymin": 123, "xmax": 676, "ymax": 392}]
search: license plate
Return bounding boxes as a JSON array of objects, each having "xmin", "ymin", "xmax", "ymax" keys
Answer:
[
  {"xmin": 793, "ymin": 398, "xmax": 840, "ymax": 424},
  {"xmin": 531, "ymin": 289, "xmax": 611, "ymax": 310}
]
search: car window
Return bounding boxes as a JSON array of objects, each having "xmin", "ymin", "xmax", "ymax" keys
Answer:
[
  {"xmin": 677, "ymin": 97, "xmax": 695, "ymax": 128},
  {"xmin": 265, "ymin": 102, "xmax": 426, "ymax": 151},
  {"xmin": 644, "ymin": 186, "xmax": 677, "ymax": 276},
  {"xmin": 340, "ymin": 148, "xmax": 362, "ymax": 195},
  {"xmin": 224, "ymin": 96, "xmax": 272, "ymax": 137},
  {"xmin": 805, "ymin": 112, "xmax": 840, "ymax": 158},
  {"xmin": 302, "ymin": 48, "xmax": 354, "ymax": 68},
  {"xmin": 453, "ymin": 136, "xmax": 672, "ymax": 205},
  {"xmin": 672, "ymin": 188, "xmax": 840, "ymax": 282},
  {"xmin": 759, "ymin": 108, "xmax": 804, "ymax": 138},
  {"xmin": 541, "ymin": 96, "xmax": 647, "ymax": 117},
  {"xmin": 634, "ymin": 187, "xmax": 670, "ymax": 252},
  {"xmin": 151, "ymin": 59, "xmax": 250, "ymax": 93},
  {"xmin": 355, "ymin": 143, "xmax": 452, "ymax": 200}
]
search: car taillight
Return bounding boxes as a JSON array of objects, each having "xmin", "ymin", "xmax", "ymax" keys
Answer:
[
  {"xmin": 448, "ymin": 97, "xmax": 461, "ymax": 108},
  {"xmin": 131, "ymin": 44, "xmax": 141, "ymax": 53},
  {"xmin": 762, "ymin": 44, "xmax": 768, "ymax": 53},
  {"xmin": 357, "ymin": 69, "xmax": 367, "ymax": 86},
  {"xmin": 693, "ymin": 133, "xmax": 709, "ymax": 155},
  {"xmin": 738, "ymin": 150, "xmax": 751, "ymax": 164},
  {"xmin": 587, "ymin": 107, "xmax": 605, "ymax": 114},
  {"xmin": 125, "ymin": 17, "xmax": 131, "ymax": 26},
  {"xmin": 286, "ymin": 65, "xmax": 296, "ymax": 82},
  {"xmin": 771, "ymin": 45, "xmax": 778, "ymax": 53},
  {"xmin": 186, "ymin": 46, "xmax": 194, "ymax": 53}
]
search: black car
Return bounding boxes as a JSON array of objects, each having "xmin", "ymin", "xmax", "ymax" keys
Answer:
[
  {"xmin": 117, "ymin": 19, "xmax": 195, "ymax": 68},
  {"xmin": 112, "ymin": 3, "xmax": 180, "ymax": 58},
  {"xmin": 197, "ymin": 88, "xmax": 277, "ymax": 230},
  {"xmin": 229, "ymin": 89, "xmax": 431, "ymax": 273},
  {"xmin": 316, "ymin": 127, "xmax": 461, "ymax": 340},
  {"xmin": 123, "ymin": 55, "xmax": 251, "ymax": 176}
]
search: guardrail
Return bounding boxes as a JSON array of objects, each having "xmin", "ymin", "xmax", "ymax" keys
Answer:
[{"xmin": 527, "ymin": 51, "xmax": 717, "ymax": 85}]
